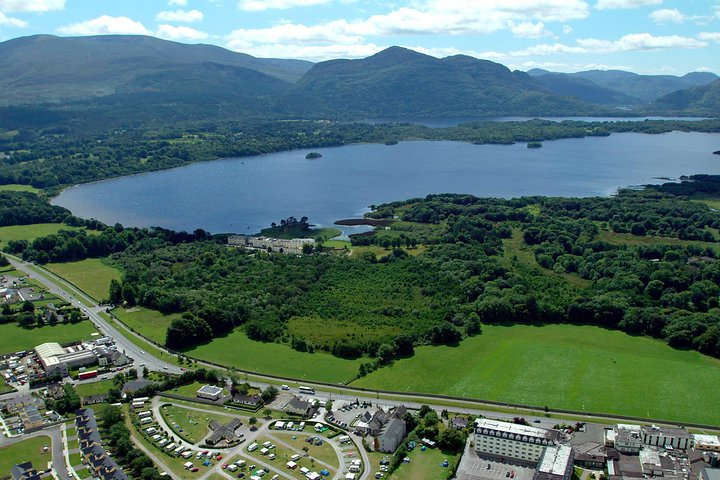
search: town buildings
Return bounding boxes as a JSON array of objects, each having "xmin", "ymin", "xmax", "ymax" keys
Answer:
[{"xmin": 473, "ymin": 419, "xmax": 561, "ymax": 465}]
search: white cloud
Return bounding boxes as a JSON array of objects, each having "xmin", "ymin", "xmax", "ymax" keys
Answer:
[
  {"xmin": 168, "ymin": 0, "xmax": 187, "ymax": 5},
  {"xmin": 506, "ymin": 33, "xmax": 706, "ymax": 58},
  {"xmin": 693, "ymin": 66, "xmax": 714, "ymax": 72},
  {"xmin": 232, "ymin": 42, "xmax": 384, "ymax": 61},
  {"xmin": 595, "ymin": 0, "xmax": 662, "ymax": 10},
  {"xmin": 57, "ymin": 15, "xmax": 151, "ymax": 36},
  {"xmin": 156, "ymin": 9, "xmax": 204, "ymax": 22},
  {"xmin": 649, "ymin": 8, "xmax": 684, "ymax": 24},
  {"xmin": 563, "ymin": 25, "xmax": 573, "ymax": 34},
  {"xmin": 238, "ymin": 0, "xmax": 331, "ymax": 11},
  {"xmin": 509, "ymin": 21, "xmax": 552, "ymax": 38},
  {"xmin": 698, "ymin": 32, "xmax": 720, "ymax": 42},
  {"xmin": 0, "ymin": 11, "xmax": 26, "ymax": 27},
  {"xmin": 156, "ymin": 24, "xmax": 208, "ymax": 41},
  {"xmin": 0, "ymin": 0, "xmax": 64, "ymax": 12}
]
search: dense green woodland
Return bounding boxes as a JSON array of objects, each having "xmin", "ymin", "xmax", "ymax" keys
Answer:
[
  {"xmin": 1, "ymin": 118, "xmax": 719, "ymax": 190},
  {"xmin": 10, "ymin": 176, "xmax": 719, "ymax": 377}
]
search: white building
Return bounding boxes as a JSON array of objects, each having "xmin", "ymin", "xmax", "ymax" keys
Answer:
[
  {"xmin": 35, "ymin": 342, "xmax": 97, "ymax": 376},
  {"xmin": 535, "ymin": 445, "xmax": 575, "ymax": 480},
  {"xmin": 474, "ymin": 419, "xmax": 560, "ymax": 465},
  {"xmin": 695, "ymin": 435, "xmax": 720, "ymax": 453},
  {"xmin": 612, "ymin": 424, "xmax": 644, "ymax": 454},
  {"xmin": 196, "ymin": 385, "xmax": 223, "ymax": 401}
]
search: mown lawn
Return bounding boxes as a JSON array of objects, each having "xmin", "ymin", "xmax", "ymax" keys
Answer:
[
  {"xmin": 0, "ymin": 223, "xmax": 85, "ymax": 249},
  {"xmin": 388, "ymin": 446, "xmax": 458, "ymax": 480},
  {"xmin": 187, "ymin": 330, "xmax": 363, "ymax": 384},
  {"xmin": 75, "ymin": 379, "xmax": 115, "ymax": 398},
  {"xmin": 0, "ymin": 321, "xmax": 96, "ymax": 355},
  {"xmin": 352, "ymin": 323, "xmax": 720, "ymax": 426},
  {"xmin": 112, "ymin": 307, "xmax": 181, "ymax": 345},
  {"xmin": 160, "ymin": 403, "xmax": 233, "ymax": 444},
  {"xmin": 0, "ymin": 435, "xmax": 53, "ymax": 472},
  {"xmin": 45, "ymin": 258, "xmax": 122, "ymax": 301}
]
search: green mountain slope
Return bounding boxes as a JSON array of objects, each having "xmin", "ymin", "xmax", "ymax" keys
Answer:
[
  {"xmin": 0, "ymin": 34, "xmax": 312, "ymax": 105},
  {"xmin": 531, "ymin": 73, "xmax": 642, "ymax": 106},
  {"xmin": 652, "ymin": 79, "xmax": 720, "ymax": 113},
  {"xmin": 570, "ymin": 69, "xmax": 718, "ymax": 103},
  {"xmin": 296, "ymin": 46, "xmax": 597, "ymax": 117}
]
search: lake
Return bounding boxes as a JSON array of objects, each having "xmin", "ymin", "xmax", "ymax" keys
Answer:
[{"xmin": 52, "ymin": 132, "xmax": 720, "ymax": 235}]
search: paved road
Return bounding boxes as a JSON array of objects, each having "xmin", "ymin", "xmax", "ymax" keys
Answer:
[
  {"xmin": 7, "ymin": 256, "xmax": 181, "ymax": 374},
  {"xmin": 0, "ymin": 425, "xmax": 70, "ymax": 479}
]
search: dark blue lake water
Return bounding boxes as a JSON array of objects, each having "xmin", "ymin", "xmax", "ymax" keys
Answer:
[{"xmin": 52, "ymin": 132, "xmax": 720, "ymax": 235}]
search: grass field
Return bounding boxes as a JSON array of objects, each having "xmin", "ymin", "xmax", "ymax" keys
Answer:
[
  {"xmin": 0, "ymin": 435, "xmax": 53, "ymax": 472},
  {"xmin": 690, "ymin": 194, "xmax": 720, "ymax": 210},
  {"xmin": 186, "ymin": 330, "xmax": 363, "ymax": 384},
  {"xmin": 45, "ymin": 258, "xmax": 122, "ymax": 301},
  {"xmin": 352, "ymin": 323, "xmax": 720, "ymax": 426},
  {"xmin": 75, "ymin": 379, "xmax": 115, "ymax": 398},
  {"xmin": 0, "ymin": 376, "xmax": 14, "ymax": 394},
  {"xmin": 0, "ymin": 184, "xmax": 41, "ymax": 193},
  {"xmin": 388, "ymin": 446, "xmax": 458, "ymax": 480},
  {"xmin": 0, "ymin": 223, "xmax": 85, "ymax": 249},
  {"xmin": 160, "ymin": 404, "xmax": 234, "ymax": 444},
  {"xmin": 112, "ymin": 307, "xmax": 181, "ymax": 345},
  {"xmin": 0, "ymin": 321, "xmax": 96, "ymax": 355}
]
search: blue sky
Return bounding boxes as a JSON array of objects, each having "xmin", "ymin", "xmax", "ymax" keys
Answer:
[{"xmin": 0, "ymin": 0, "xmax": 719, "ymax": 74}]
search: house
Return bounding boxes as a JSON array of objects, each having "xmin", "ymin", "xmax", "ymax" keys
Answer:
[
  {"xmin": 75, "ymin": 408, "xmax": 128, "ymax": 480},
  {"xmin": 121, "ymin": 379, "xmax": 156, "ymax": 396},
  {"xmin": 206, "ymin": 418, "xmax": 243, "ymax": 446},
  {"xmin": 11, "ymin": 462, "xmax": 40, "ymax": 480},
  {"xmin": 283, "ymin": 396, "xmax": 316, "ymax": 418},
  {"xmin": 451, "ymin": 416, "xmax": 468, "ymax": 430},
  {"xmin": 355, "ymin": 405, "xmax": 408, "ymax": 453},
  {"xmin": 232, "ymin": 393, "xmax": 262, "ymax": 408},
  {"xmin": 82, "ymin": 393, "xmax": 109, "ymax": 405}
]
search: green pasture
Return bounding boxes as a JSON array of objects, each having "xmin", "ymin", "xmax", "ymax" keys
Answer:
[
  {"xmin": 186, "ymin": 330, "xmax": 363, "ymax": 384},
  {"xmin": 75, "ymin": 379, "xmax": 115, "ymax": 398},
  {"xmin": 45, "ymin": 258, "xmax": 122, "ymax": 301},
  {"xmin": 0, "ymin": 223, "xmax": 85, "ymax": 249},
  {"xmin": 0, "ymin": 321, "xmax": 96, "ymax": 355},
  {"xmin": 112, "ymin": 307, "xmax": 181, "ymax": 345},
  {"xmin": 0, "ymin": 184, "xmax": 41, "ymax": 193},
  {"xmin": 352, "ymin": 323, "xmax": 720, "ymax": 426}
]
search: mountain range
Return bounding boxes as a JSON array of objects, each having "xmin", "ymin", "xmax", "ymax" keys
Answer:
[{"xmin": 0, "ymin": 34, "xmax": 717, "ymax": 131}]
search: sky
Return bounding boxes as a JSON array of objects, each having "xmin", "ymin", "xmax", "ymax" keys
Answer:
[{"xmin": 0, "ymin": 0, "xmax": 719, "ymax": 74}]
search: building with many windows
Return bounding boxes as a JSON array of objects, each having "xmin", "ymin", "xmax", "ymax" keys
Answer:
[{"xmin": 474, "ymin": 419, "xmax": 561, "ymax": 466}]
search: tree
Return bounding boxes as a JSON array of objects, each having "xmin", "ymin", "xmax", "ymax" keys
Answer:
[
  {"xmin": 262, "ymin": 386, "xmax": 279, "ymax": 404},
  {"xmin": 109, "ymin": 279, "xmax": 123, "ymax": 305},
  {"xmin": 249, "ymin": 417, "xmax": 258, "ymax": 425},
  {"xmin": 21, "ymin": 300, "xmax": 35, "ymax": 313}
]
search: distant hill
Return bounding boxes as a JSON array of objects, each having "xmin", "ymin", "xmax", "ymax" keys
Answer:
[
  {"xmin": 652, "ymin": 79, "xmax": 720, "ymax": 113},
  {"xmin": 296, "ymin": 47, "xmax": 596, "ymax": 117},
  {"xmin": 0, "ymin": 34, "xmax": 312, "ymax": 105},
  {"xmin": 530, "ymin": 73, "xmax": 642, "ymax": 106},
  {"xmin": 569, "ymin": 69, "xmax": 718, "ymax": 103}
]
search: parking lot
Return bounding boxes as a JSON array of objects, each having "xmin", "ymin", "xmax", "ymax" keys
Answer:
[{"xmin": 330, "ymin": 400, "xmax": 385, "ymax": 430}]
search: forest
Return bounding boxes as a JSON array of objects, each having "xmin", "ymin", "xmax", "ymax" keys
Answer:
[{"xmin": 10, "ymin": 176, "xmax": 720, "ymax": 376}]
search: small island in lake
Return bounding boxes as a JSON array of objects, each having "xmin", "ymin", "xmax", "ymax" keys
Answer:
[
  {"xmin": 305, "ymin": 152, "xmax": 323, "ymax": 159},
  {"xmin": 527, "ymin": 142, "xmax": 543, "ymax": 149}
]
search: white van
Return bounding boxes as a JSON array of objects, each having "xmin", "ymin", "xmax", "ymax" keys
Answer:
[{"xmin": 247, "ymin": 442, "xmax": 259, "ymax": 452}]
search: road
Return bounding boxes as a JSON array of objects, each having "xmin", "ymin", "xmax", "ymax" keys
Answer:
[
  {"xmin": 0, "ymin": 425, "xmax": 70, "ymax": 479},
  {"xmin": 7, "ymin": 256, "xmax": 181, "ymax": 374}
]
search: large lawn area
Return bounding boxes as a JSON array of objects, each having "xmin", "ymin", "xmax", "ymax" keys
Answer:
[
  {"xmin": 76, "ymin": 379, "xmax": 115, "ymax": 398},
  {"xmin": 187, "ymin": 330, "xmax": 363, "ymax": 384},
  {"xmin": 112, "ymin": 307, "xmax": 180, "ymax": 345},
  {"xmin": 160, "ymin": 403, "xmax": 235, "ymax": 444},
  {"xmin": 388, "ymin": 446, "xmax": 458, "ymax": 480},
  {"xmin": 45, "ymin": 258, "xmax": 122, "ymax": 302},
  {"xmin": 0, "ymin": 435, "xmax": 53, "ymax": 472},
  {"xmin": 352, "ymin": 324, "xmax": 720, "ymax": 426},
  {"xmin": 0, "ymin": 184, "xmax": 41, "ymax": 193},
  {"xmin": 0, "ymin": 321, "xmax": 96, "ymax": 355},
  {"xmin": 0, "ymin": 223, "xmax": 85, "ymax": 249}
]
